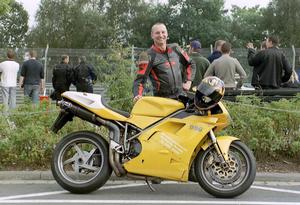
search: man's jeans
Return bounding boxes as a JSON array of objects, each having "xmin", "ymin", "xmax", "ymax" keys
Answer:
[
  {"xmin": 24, "ymin": 84, "xmax": 40, "ymax": 104},
  {"xmin": 1, "ymin": 86, "xmax": 17, "ymax": 112}
]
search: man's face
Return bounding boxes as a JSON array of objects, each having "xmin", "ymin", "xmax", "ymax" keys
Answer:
[
  {"xmin": 266, "ymin": 38, "xmax": 273, "ymax": 48},
  {"xmin": 64, "ymin": 56, "xmax": 69, "ymax": 64},
  {"xmin": 24, "ymin": 52, "xmax": 30, "ymax": 61},
  {"xmin": 151, "ymin": 24, "xmax": 168, "ymax": 46}
]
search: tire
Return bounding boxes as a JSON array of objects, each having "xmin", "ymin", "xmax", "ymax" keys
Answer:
[
  {"xmin": 194, "ymin": 141, "xmax": 256, "ymax": 198},
  {"xmin": 51, "ymin": 131, "xmax": 112, "ymax": 194}
]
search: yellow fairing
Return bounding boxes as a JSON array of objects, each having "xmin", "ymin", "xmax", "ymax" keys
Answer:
[
  {"xmin": 213, "ymin": 102, "xmax": 231, "ymax": 132},
  {"xmin": 61, "ymin": 91, "xmax": 128, "ymax": 121},
  {"xmin": 123, "ymin": 116, "xmax": 216, "ymax": 181},
  {"xmin": 125, "ymin": 115, "xmax": 162, "ymax": 129},
  {"xmin": 201, "ymin": 136, "xmax": 239, "ymax": 161},
  {"xmin": 126, "ymin": 97, "xmax": 185, "ymax": 129}
]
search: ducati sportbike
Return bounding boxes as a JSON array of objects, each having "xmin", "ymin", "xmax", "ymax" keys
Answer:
[{"xmin": 51, "ymin": 79, "xmax": 256, "ymax": 198}]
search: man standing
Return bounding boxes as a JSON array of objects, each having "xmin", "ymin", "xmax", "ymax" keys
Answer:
[
  {"xmin": 247, "ymin": 36, "xmax": 292, "ymax": 89},
  {"xmin": 51, "ymin": 55, "xmax": 73, "ymax": 100},
  {"xmin": 204, "ymin": 42, "xmax": 247, "ymax": 89},
  {"xmin": 0, "ymin": 49, "xmax": 19, "ymax": 112},
  {"xmin": 246, "ymin": 41, "xmax": 266, "ymax": 88},
  {"xmin": 73, "ymin": 56, "xmax": 97, "ymax": 93},
  {"xmin": 188, "ymin": 40, "xmax": 210, "ymax": 90},
  {"xmin": 19, "ymin": 50, "xmax": 45, "ymax": 104},
  {"xmin": 207, "ymin": 40, "xmax": 225, "ymax": 63},
  {"xmin": 133, "ymin": 22, "xmax": 195, "ymax": 100}
]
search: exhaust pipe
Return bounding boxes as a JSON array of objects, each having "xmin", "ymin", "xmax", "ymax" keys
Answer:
[
  {"xmin": 59, "ymin": 100, "xmax": 126, "ymax": 176},
  {"xmin": 58, "ymin": 101, "xmax": 97, "ymax": 123},
  {"xmin": 96, "ymin": 117, "xmax": 126, "ymax": 176}
]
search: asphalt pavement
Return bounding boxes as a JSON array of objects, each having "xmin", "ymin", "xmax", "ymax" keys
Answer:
[
  {"xmin": 0, "ymin": 171, "xmax": 300, "ymax": 182},
  {"xmin": 1, "ymin": 171, "xmax": 300, "ymax": 205}
]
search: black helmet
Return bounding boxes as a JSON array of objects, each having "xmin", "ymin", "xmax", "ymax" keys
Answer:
[{"xmin": 194, "ymin": 76, "xmax": 225, "ymax": 110}]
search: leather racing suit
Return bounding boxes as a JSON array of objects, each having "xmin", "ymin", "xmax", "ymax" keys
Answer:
[{"xmin": 133, "ymin": 44, "xmax": 195, "ymax": 98}]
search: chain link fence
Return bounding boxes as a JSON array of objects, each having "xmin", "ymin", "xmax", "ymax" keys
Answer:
[
  {"xmin": 1, "ymin": 46, "xmax": 300, "ymax": 104},
  {"xmin": 0, "ymin": 46, "xmax": 299, "ymax": 84}
]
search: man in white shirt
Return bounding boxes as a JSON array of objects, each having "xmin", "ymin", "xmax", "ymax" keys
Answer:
[{"xmin": 0, "ymin": 49, "xmax": 20, "ymax": 112}]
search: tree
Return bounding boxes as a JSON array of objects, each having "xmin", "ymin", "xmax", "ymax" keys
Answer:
[
  {"xmin": 124, "ymin": 3, "xmax": 158, "ymax": 47},
  {"xmin": 230, "ymin": 6, "xmax": 265, "ymax": 47},
  {"xmin": 100, "ymin": 0, "xmax": 155, "ymax": 47},
  {"xmin": 0, "ymin": 0, "xmax": 10, "ymax": 16},
  {"xmin": 0, "ymin": 1, "xmax": 28, "ymax": 48},
  {"xmin": 28, "ymin": 0, "xmax": 85, "ymax": 48},
  {"xmin": 27, "ymin": 0, "xmax": 115, "ymax": 48},
  {"xmin": 28, "ymin": 0, "xmax": 160, "ymax": 48},
  {"xmin": 158, "ymin": 0, "xmax": 230, "ymax": 47},
  {"xmin": 262, "ymin": 0, "xmax": 300, "ymax": 47}
]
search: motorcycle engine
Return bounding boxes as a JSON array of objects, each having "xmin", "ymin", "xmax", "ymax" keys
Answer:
[{"xmin": 128, "ymin": 139, "xmax": 142, "ymax": 158}]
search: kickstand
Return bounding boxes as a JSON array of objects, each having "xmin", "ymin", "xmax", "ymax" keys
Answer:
[{"xmin": 145, "ymin": 178, "xmax": 156, "ymax": 192}]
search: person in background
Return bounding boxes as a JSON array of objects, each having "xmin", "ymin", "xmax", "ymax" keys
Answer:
[
  {"xmin": 0, "ymin": 49, "xmax": 20, "ymax": 112},
  {"xmin": 73, "ymin": 56, "xmax": 97, "ymax": 93},
  {"xmin": 188, "ymin": 40, "xmax": 210, "ymax": 91},
  {"xmin": 133, "ymin": 22, "xmax": 195, "ymax": 101},
  {"xmin": 19, "ymin": 50, "xmax": 44, "ymax": 104},
  {"xmin": 281, "ymin": 70, "xmax": 300, "ymax": 88},
  {"xmin": 207, "ymin": 40, "xmax": 226, "ymax": 63},
  {"xmin": 246, "ymin": 40, "xmax": 267, "ymax": 88},
  {"xmin": 204, "ymin": 42, "xmax": 247, "ymax": 89},
  {"xmin": 247, "ymin": 36, "xmax": 292, "ymax": 89},
  {"xmin": 260, "ymin": 41, "xmax": 267, "ymax": 50},
  {"xmin": 51, "ymin": 55, "xmax": 73, "ymax": 100}
]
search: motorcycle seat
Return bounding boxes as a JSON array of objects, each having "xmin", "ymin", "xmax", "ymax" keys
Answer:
[{"xmin": 101, "ymin": 97, "xmax": 130, "ymax": 118}]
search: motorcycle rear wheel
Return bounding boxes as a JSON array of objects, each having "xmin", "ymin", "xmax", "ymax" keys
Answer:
[
  {"xmin": 51, "ymin": 131, "xmax": 112, "ymax": 194},
  {"xmin": 194, "ymin": 140, "xmax": 256, "ymax": 198}
]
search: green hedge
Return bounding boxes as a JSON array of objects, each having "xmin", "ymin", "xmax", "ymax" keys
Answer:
[
  {"xmin": 223, "ymin": 94, "xmax": 300, "ymax": 160},
  {"xmin": 0, "ymin": 104, "xmax": 102, "ymax": 170},
  {"xmin": 0, "ymin": 95, "xmax": 299, "ymax": 169}
]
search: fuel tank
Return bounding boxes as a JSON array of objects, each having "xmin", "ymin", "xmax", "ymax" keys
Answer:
[{"xmin": 126, "ymin": 97, "xmax": 185, "ymax": 129}]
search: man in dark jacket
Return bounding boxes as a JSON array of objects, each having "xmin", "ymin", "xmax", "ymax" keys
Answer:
[
  {"xmin": 133, "ymin": 22, "xmax": 195, "ymax": 100},
  {"xmin": 19, "ymin": 50, "xmax": 44, "ymax": 104},
  {"xmin": 73, "ymin": 56, "xmax": 97, "ymax": 93},
  {"xmin": 207, "ymin": 40, "xmax": 225, "ymax": 63},
  {"xmin": 188, "ymin": 40, "xmax": 210, "ymax": 90},
  {"xmin": 247, "ymin": 36, "xmax": 292, "ymax": 89},
  {"xmin": 51, "ymin": 55, "xmax": 73, "ymax": 100}
]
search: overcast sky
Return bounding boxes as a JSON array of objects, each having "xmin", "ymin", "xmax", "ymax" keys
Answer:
[{"xmin": 16, "ymin": 0, "xmax": 271, "ymax": 28}]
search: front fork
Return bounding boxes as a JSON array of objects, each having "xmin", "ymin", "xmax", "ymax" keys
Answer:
[
  {"xmin": 206, "ymin": 131, "xmax": 240, "ymax": 165},
  {"xmin": 209, "ymin": 130, "xmax": 228, "ymax": 163}
]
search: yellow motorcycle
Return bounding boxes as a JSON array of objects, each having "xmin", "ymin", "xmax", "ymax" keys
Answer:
[{"xmin": 51, "ymin": 77, "xmax": 256, "ymax": 198}]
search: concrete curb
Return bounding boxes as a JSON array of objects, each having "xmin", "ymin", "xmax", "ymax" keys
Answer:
[{"xmin": 0, "ymin": 171, "xmax": 300, "ymax": 182}]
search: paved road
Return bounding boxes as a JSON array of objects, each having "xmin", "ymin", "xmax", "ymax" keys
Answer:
[{"xmin": 0, "ymin": 179, "xmax": 300, "ymax": 205}]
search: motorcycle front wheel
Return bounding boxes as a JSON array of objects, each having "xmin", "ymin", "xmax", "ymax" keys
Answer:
[
  {"xmin": 51, "ymin": 131, "xmax": 112, "ymax": 194},
  {"xmin": 194, "ymin": 140, "xmax": 256, "ymax": 198}
]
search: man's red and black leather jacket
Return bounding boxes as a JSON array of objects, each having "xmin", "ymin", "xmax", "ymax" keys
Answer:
[{"xmin": 133, "ymin": 44, "xmax": 196, "ymax": 98}]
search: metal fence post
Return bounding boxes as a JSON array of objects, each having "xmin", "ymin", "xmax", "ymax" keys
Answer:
[
  {"xmin": 292, "ymin": 45, "xmax": 296, "ymax": 71},
  {"xmin": 44, "ymin": 44, "xmax": 49, "ymax": 84},
  {"xmin": 131, "ymin": 45, "xmax": 135, "ymax": 77}
]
